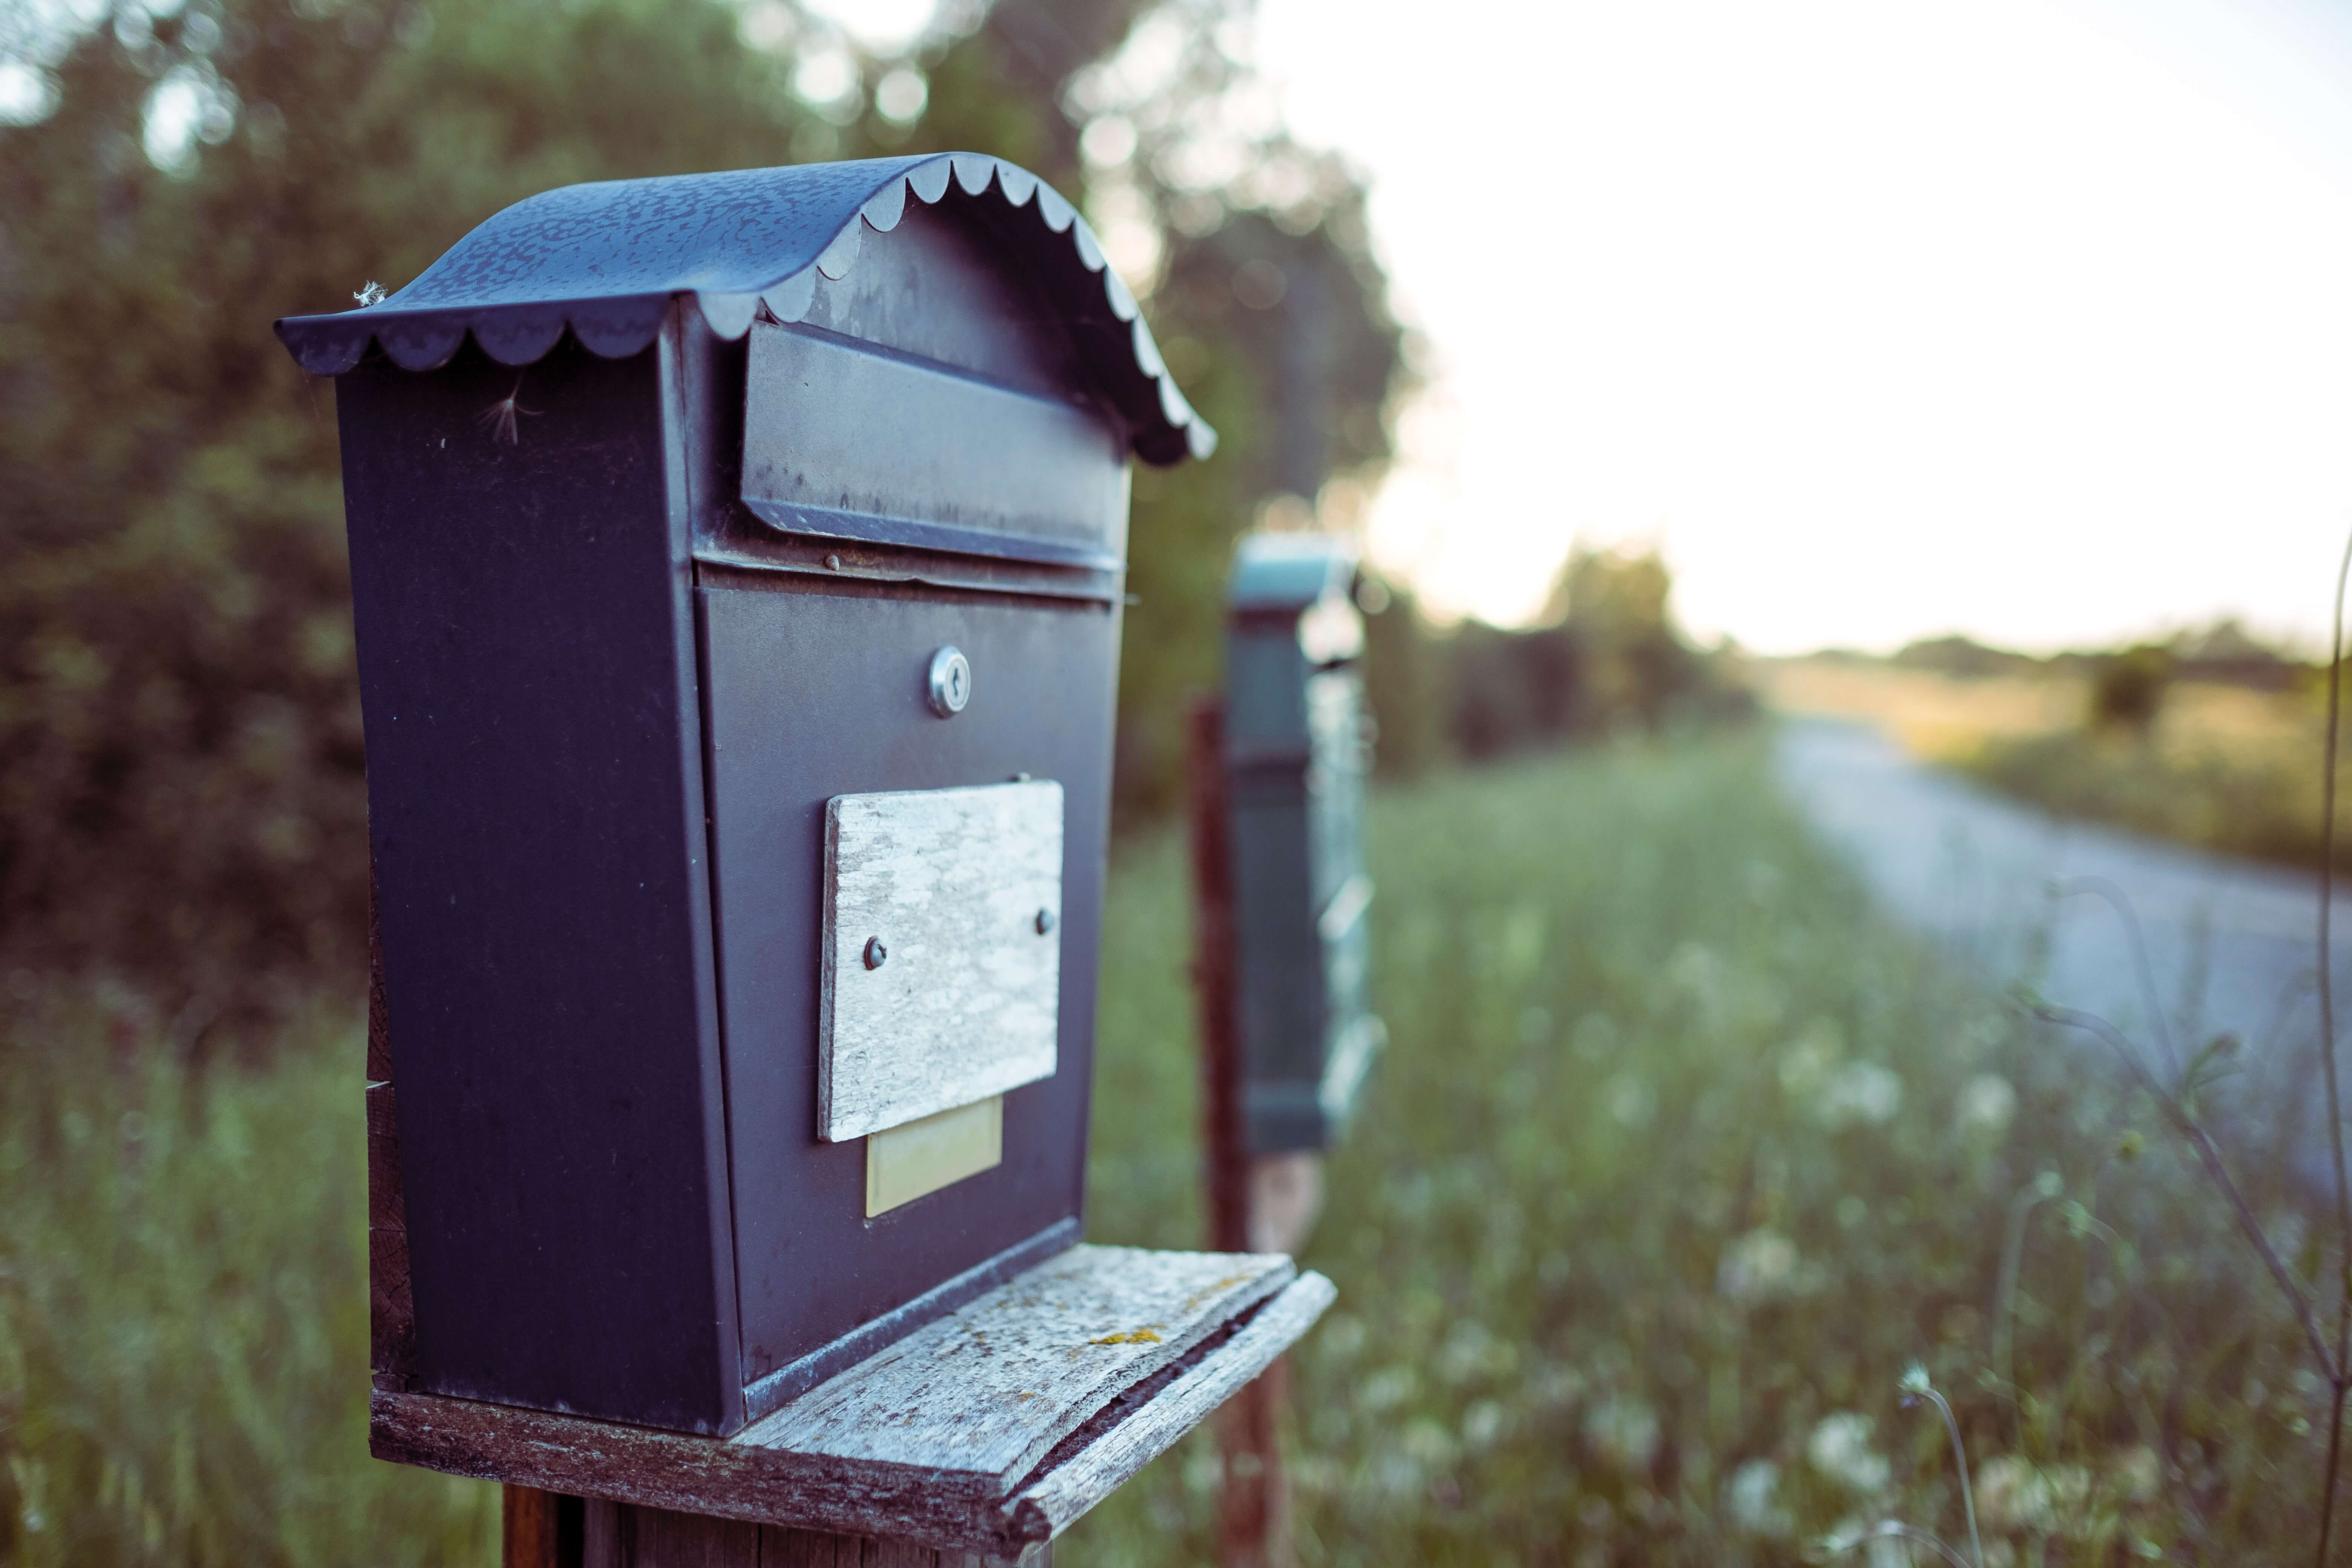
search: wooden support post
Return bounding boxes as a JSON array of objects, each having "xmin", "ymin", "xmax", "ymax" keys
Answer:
[
  {"xmin": 503, "ymin": 1485, "xmax": 580, "ymax": 1567},
  {"xmin": 500, "ymin": 1491, "xmax": 1047, "ymax": 1567},
  {"xmin": 1188, "ymin": 699, "xmax": 1249, "ymax": 1259},
  {"xmin": 1187, "ymin": 699, "xmax": 1294, "ymax": 1568}
]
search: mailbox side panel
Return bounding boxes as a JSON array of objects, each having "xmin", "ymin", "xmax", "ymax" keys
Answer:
[{"xmin": 337, "ymin": 338, "xmax": 740, "ymax": 1433}]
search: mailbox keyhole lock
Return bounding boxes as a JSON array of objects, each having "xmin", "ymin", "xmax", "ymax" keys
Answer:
[
  {"xmin": 863, "ymin": 936, "xmax": 888, "ymax": 970},
  {"xmin": 1035, "ymin": 908, "xmax": 1055, "ymax": 935},
  {"xmin": 927, "ymin": 646, "xmax": 972, "ymax": 718}
]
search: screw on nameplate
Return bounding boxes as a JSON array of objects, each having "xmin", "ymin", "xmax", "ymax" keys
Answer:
[
  {"xmin": 1036, "ymin": 908, "xmax": 1055, "ymax": 934},
  {"xmin": 927, "ymin": 645, "xmax": 972, "ymax": 717},
  {"xmin": 863, "ymin": 936, "xmax": 888, "ymax": 970}
]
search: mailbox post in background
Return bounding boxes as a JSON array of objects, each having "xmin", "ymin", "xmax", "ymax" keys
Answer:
[
  {"xmin": 1225, "ymin": 533, "xmax": 1384, "ymax": 1189},
  {"xmin": 277, "ymin": 153, "xmax": 1333, "ymax": 1566},
  {"xmin": 1188, "ymin": 531, "xmax": 1383, "ymax": 1568}
]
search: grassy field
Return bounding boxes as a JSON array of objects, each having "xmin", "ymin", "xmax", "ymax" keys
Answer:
[
  {"xmin": 2, "ymin": 737, "xmax": 2340, "ymax": 1563},
  {"xmin": 1762, "ymin": 655, "xmax": 2341, "ymax": 873}
]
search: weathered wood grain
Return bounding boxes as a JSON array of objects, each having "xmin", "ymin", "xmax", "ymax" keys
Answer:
[
  {"xmin": 372, "ymin": 1248, "xmax": 1327, "ymax": 1556},
  {"xmin": 1006, "ymin": 1272, "xmax": 1334, "ymax": 1540},
  {"xmin": 821, "ymin": 781, "xmax": 1063, "ymax": 1141},
  {"xmin": 579, "ymin": 1503, "xmax": 1050, "ymax": 1568},
  {"xmin": 503, "ymin": 1484, "xmax": 577, "ymax": 1568},
  {"xmin": 743, "ymin": 1245, "xmax": 1289, "ymax": 1487}
]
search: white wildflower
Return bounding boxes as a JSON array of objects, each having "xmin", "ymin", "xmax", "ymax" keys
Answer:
[
  {"xmin": 1583, "ymin": 1395, "xmax": 1661, "ymax": 1473},
  {"xmin": 1357, "ymin": 1365, "xmax": 1417, "ymax": 1413},
  {"xmin": 1401, "ymin": 1417, "xmax": 1458, "ymax": 1470},
  {"xmin": 1807, "ymin": 1412, "xmax": 1892, "ymax": 1493},
  {"xmin": 1726, "ymin": 1458, "xmax": 1791, "ymax": 1536},
  {"xmin": 1461, "ymin": 1399, "xmax": 1508, "ymax": 1449},
  {"xmin": 1717, "ymin": 1228, "xmax": 1800, "ymax": 1304},
  {"xmin": 1955, "ymin": 1073, "xmax": 2017, "ymax": 1136},
  {"xmin": 1821, "ymin": 1062, "xmax": 1904, "ymax": 1127},
  {"xmin": 1777, "ymin": 1016, "xmax": 1845, "ymax": 1096},
  {"xmin": 1975, "ymin": 1454, "xmax": 2090, "ymax": 1531}
]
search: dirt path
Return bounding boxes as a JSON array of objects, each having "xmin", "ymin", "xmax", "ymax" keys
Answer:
[{"xmin": 1774, "ymin": 718, "xmax": 2352, "ymax": 1122}]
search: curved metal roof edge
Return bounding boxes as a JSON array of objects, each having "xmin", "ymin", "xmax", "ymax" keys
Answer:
[
  {"xmin": 272, "ymin": 153, "xmax": 1215, "ymax": 467},
  {"xmin": 1230, "ymin": 532, "xmax": 1361, "ymax": 611}
]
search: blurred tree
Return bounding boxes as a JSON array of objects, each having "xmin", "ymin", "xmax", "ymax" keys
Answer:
[
  {"xmin": 0, "ymin": 0, "xmax": 846, "ymax": 1012},
  {"xmin": 1547, "ymin": 544, "xmax": 1695, "ymax": 733},
  {"xmin": 0, "ymin": 0, "xmax": 1408, "ymax": 1008},
  {"xmin": 1442, "ymin": 544, "xmax": 1746, "ymax": 760},
  {"xmin": 1358, "ymin": 577, "xmax": 1446, "ymax": 778}
]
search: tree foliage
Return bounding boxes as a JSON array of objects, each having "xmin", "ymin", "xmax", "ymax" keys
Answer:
[
  {"xmin": 0, "ymin": 0, "xmax": 1407, "ymax": 1007},
  {"xmin": 1440, "ymin": 545, "xmax": 1750, "ymax": 763}
]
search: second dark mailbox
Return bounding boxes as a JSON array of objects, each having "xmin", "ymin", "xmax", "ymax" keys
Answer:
[
  {"xmin": 1223, "ymin": 533, "xmax": 1383, "ymax": 1153},
  {"xmin": 276, "ymin": 155, "xmax": 1212, "ymax": 1437}
]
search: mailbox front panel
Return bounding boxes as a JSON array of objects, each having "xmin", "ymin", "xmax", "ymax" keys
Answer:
[{"xmin": 696, "ymin": 575, "xmax": 1117, "ymax": 1416}]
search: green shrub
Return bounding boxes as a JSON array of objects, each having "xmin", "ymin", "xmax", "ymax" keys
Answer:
[{"xmin": 2089, "ymin": 646, "xmax": 2174, "ymax": 737}]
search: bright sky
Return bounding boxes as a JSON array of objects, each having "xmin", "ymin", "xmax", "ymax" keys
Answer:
[{"xmin": 1251, "ymin": 0, "xmax": 2352, "ymax": 651}]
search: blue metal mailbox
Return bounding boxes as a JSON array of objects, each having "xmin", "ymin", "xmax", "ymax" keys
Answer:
[
  {"xmin": 1223, "ymin": 533, "xmax": 1382, "ymax": 1152},
  {"xmin": 275, "ymin": 155, "xmax": 1211, "ymax": 1437}
]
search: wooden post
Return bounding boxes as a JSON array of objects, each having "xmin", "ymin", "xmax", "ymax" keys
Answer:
[
  {"xmin": 501, "ymin": 1492, "xmax": 1046, "ymax": 1567},
  {"xmin": 502, "ymin": 1486, "xmax": 579, "ymax": 1567},
  {"xmin": 1189, "ymin": 700, "xmax": 1249, "ymax": 1259},
  {"xmin": 1187, "ymin": 699, "xmax": 1292, "ymax": 1568}
]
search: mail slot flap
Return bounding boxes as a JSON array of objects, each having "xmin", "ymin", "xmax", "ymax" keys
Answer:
[
  {"xmin": 744, "ymin": 323, "xmax": 1129, "ymax": 571},
  {"xmin": 819, "ymin": 779, "xmax": 1064, "ymax": 1142}
]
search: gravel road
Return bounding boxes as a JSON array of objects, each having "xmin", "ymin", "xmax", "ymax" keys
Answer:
[{"xmin": 1773, "ymin": 718, "xmax": 2352, "ymax": 1124}]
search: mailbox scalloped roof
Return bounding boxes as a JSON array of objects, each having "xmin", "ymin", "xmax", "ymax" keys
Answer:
[
  {"xmin": 273, "ymin": 153, "xmax": 1214, "ymax": 466},
  {"xmin": 1230, "ymin": 532, "xmax": 1360, "ymax": 611}
]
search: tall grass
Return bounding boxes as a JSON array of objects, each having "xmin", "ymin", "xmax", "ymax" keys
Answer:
[
  {"xmin": 1074, "ymin": 738, "xmax": 2332, "ymax": 1564},
  {"xmin": 0, "ymin": 986, "xmax": 496, "ymax": 1565}
]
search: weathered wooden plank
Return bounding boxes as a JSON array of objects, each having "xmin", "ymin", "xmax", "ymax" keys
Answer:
[
  {"xmin": 743, "ymin": 1246, "xmax": 1291, "ymax": 1487},
  {"xmin": 376, "ymin": 1386, "xmax": 1009, "ymax": 1550},
  {"xmin": 821, "ymin": 781, "xmax": 1063, "ymax": 1141},
  {"xmin": 371, "ymin": 1248, "xmax": 1325, "ymax": 1556},
  {"xmin": 1006, "ymin": 1272, "xmax": 1335, "ymax": 1541}
]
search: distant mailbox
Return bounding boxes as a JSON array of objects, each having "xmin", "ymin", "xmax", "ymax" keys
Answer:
[
  {"xmin": 1224, "ymin": 533, "xmax": 1383, "ymax": 1152},
  {"xmin": 275, "ymin": 155, "xmax": 1212, "ymax": 1437}
]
